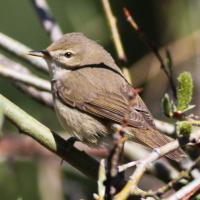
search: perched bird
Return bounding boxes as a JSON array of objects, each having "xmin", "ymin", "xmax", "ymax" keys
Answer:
[{"xmin": 29, "ymin": 32, "xmax": 185, "ymax": 161}]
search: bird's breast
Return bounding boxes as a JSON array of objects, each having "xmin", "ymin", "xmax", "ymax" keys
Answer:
[{"xmin": 54, "ymin": 98, "xmax": 109, "ymax": 144}]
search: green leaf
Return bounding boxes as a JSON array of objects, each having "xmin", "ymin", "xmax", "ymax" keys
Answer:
[
  {"xmin": 176, "ymin": 121, "xmax": 192, "ymax": 136},
  {"xmin": 177, "ymin": 72, "xmax": 193, "ymax": 112},
  {"xmin": 162, "ymin": 93, "xmax": 174, "ymax": 117}
]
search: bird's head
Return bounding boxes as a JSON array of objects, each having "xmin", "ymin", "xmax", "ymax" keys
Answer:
[{"xmin": 29, "ymin": 32, "xmax": 118, "ymax": 70}]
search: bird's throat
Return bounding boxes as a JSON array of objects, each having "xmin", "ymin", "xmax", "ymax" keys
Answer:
[{"xmin": 47, "ymin": 60, "xmax": 71, "ymax": 82}]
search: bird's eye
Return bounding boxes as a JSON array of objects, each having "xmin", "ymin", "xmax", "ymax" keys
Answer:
[{"xmin": 64, "ymin": 52, "xmax": 72, "ymax": 58}]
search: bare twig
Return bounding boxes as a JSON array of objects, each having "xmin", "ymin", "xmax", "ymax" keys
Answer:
[
  {"xmin": 154, "ymin": 119, "xmax": 175, "ymax": 136},
  {"xmin": 130, "ymin": 30, "xmax": 200, "ymax": 86},
  {"xmin": 125, "ymin": 141, "xmax": 185, "ymax": 183},
  {"xmin": 114, "ymin": 136, "xmax": 200, "ymax": 200},
  {"xmin": 130, "ymin": 188, "xmax": 159, "ymax": 200},
  {"xmin": 0, "ymin": 94, "xmax": 99, "ymax": 179},
  {"xmin": 16, "ymin": 84, "xmax": 53, "ymax": 107},
  {"xmin": 101, "ymin": 0, "xmax": 131, "ymax": 83},
  {"xmin": 0, "ymin": 53, "xmax": 52, "ymax": 106},
  {"xmin": 0, "ymin": 32, "xmax": 48, "ymax": 72},
  {"xmin": 105, "ymin": 131, "xmax": 127, "ymax": 199},
  {"xmin": 102, "ymin": 0, "xmax": 126, "ymax": 62},
  {"xmin": 94, "ymin": 159, "xmax": 106, "ymax": 200},
  {"xmin": 167, "ymin": 176, "xmax": 200, "ymax": 200},
  {"xmin": 0, "ymin": 64, "xmax": 50, "ymax": 91},
  {"xmin": 154, "ymin": 157, "xmax": 200, "ymax": 197},
  {"xmin": 31, "ymin": 0, "xmax": 62, "ymax": 42},
  {"xmin": 123, "ymin": 7, "xmax": 176, "ymax": 98},
  {"xmin": 118, "ymin": 160, "xmax": 138, "ymax": 173}
]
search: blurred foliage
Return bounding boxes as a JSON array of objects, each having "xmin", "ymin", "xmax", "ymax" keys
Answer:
[
  {"xmin": 196, "ymin": 194, "xmax": 200, "ymax": 200},
  {"xmin": 0, "ymin": 161, "xmax": 40, "ymax": 200},
  {"xmin": 0, "ymin": 0, "xmax": 200, "ymax": 199}
]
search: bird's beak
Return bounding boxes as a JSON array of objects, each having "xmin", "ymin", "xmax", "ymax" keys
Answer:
[{"xmin": 28, "ymin": 50, "xmax": 50, "ymax": 58}]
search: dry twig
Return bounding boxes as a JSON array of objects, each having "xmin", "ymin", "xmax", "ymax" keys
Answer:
[
  {"xmin": 0, "ymin": 64, "xmax": 50, "ymax": 91},
  {"xmin": 167, "ymin": 176, "xmax": 200, "ymax": 200},
  {"xmin": 15, "ymin": 84, "xmax": 53, "ymax": 107},
  {"xmin": 0, "ymin": 32, "xmax": 48, "ymax": 72},
  {"xmin": 114, "ymin": 136, "xmax": 200, "ymax": 200},
  {"xmin": 123, "ymin": 7, "xmax": 176, "ymax": 98},
  {"xmin": 31, "ymin": 0, "xmax": 63, "ymax": 42},
  {"xmin": 101, "ymin": 0, "xmax": 131, "ymax": 82},
  {"xmin": 0, "ymin": 54, "xmax": 52, "ymax": 106},
  {"xmin": 154, "ymin": 157, "xmax": 200, "ymax": 197}
]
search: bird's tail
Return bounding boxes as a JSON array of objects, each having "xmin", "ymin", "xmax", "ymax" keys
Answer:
[{"xmin": 131, "ymin": 128, "xmax": 186, "ymax": 161}]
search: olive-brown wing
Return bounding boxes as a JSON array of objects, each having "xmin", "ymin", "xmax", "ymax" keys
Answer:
[
  {"xmin": 56, "ymin": 81, "xmax": 152, "ymax": 130},
  {"xmin": 56, "ymin": 75, "xmax": 186, "ymax": 161}
]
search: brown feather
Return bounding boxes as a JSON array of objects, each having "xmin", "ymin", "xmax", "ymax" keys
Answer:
[{"xmin": 55, "ymin": 67, "xmax": 186, "ymax": 161}]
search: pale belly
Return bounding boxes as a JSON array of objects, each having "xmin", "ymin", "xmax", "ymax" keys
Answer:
[{"xmin": 54, "ymin": 98, "xmax": 109, "ymax": 144}]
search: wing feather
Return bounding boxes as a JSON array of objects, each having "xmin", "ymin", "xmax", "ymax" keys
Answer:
[{"xmin": 56, "ymin": 76, "xmax": 152, "ymax": 129}]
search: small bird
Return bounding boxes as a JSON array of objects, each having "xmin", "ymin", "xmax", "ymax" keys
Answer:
[{"xmin": 29, "ymin": 32, "xmax": 185, "ymax": 161}]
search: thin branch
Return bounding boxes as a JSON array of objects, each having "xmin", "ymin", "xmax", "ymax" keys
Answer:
[
  {"xmin": 0, "ymin": 32, "xmax": 48, "ymax": 72},
  {"xmin": 154, "ymin": 157, "xmax": 200, "ymax": 197},
  {"xmin": 102, "ymin": 0, "xmax": 126, "ymax": 62},
  {"xmin": 131, "ymin": 30, "xmax": 200, "ymax": 86},
  {"xmin": 31, "ymin": 0, "xmax": 63, "ymax": 42},
  {"xmin": 101, "ymin": 0, "xmax": 131, "ymax": 83},
  {"xmin": 15, "ymin": 84, "xmax": 53, "ymax": 107},
  {"xmin": 0, "ymin": 53, "xmax": 52, "ymax": 106},
  {"xmin": 0, "ymin": 64, "xmax": 50, "ymax": 91},
  {"xmin": 105, "ymin": 130, "xmax": 127, "ymax": 199},
  {"xmin": 125, "ymin": 141, "xmax": 181, "ymax": 183},
  {"xmin": 154, "ymin": 119, "xmax": 175, "ymax": 136},
  {"xmin": 130, "ymin": 187, "xmax": 159, "ymax": 200},
  {"xmin": 123, "ymin": 7, "xmax": 177, "ymax": 98},
  {"xmin": 118, "ymin": 160, "xmax": 138, "ymax": 173},
  {"xmin": 114, "ymin": 137, "xmax": 200, "ymax": 200},
  {"xmin": 167, "ymin": 177, "xmax": 200, "ymax": 200},
  {"xmin": 0, "ymin": 94, "xmax": 99, "ymax": 179}
]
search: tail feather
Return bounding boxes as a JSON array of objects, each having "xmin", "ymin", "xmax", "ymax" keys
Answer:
[{"xmin": 131, "ymin": 128, "xmax": 186, "ymax": 161}]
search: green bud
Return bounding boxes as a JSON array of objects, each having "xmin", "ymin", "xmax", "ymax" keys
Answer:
[
  {"xmin": 176, "ymin": 121, "xmax": 192, "ymax": 136},
  {"xmin": 177, "ymin": 72, "xmax": 193, "ymax": 112},
  {"xmin": 162, "ymin": 93, "xmax": 174, "ymax": 117}
]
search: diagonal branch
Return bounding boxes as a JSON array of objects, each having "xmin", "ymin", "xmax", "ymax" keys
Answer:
[
  {"xmin": 0, "ymin": 53, "xmax": 53, "ymax": 106},
  {"xmin": 0, "ymin": 32, "xmax": 48, "ymax": 72},
  {"xmin": 0, "ymin": 93, "xmax": 99, "ymax": 179},
  {"xmin": 31, "ymin": 0, "xmax": 63, "ymax": 42},
  {"xmin": 101, "ymin": 0, "xmax": 131, "ymax": 83},
  {"xmin": 15, "ymin": 84, "xmax": 53, "ymax": 107},
  {"xmin": 114, "ymin": 136, "xmax": 200, "ymax": 200},
  {"xmin": 0, "ymin": 64, "xmax": 50, "ymax": 91},
  {"xmin": 123, "ymin": 7, "xmax": 177, "ymax": 98},
  {"xmin": 167, "ymin": 177, "xmax": 200, "ymax": 200}
]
